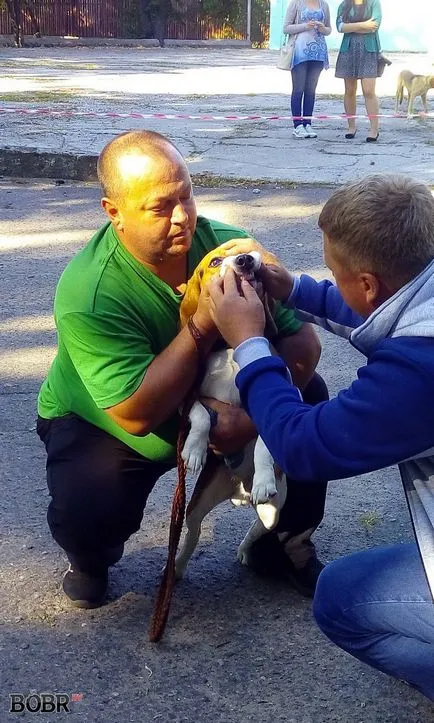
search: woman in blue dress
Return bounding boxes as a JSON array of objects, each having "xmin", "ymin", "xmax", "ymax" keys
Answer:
[{"xmin": 283, "ymin": 0, "xmax": 331, "ymax": 139}]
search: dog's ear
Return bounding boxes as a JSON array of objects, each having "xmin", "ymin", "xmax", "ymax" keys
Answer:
[
  {"xmin": 260, "ymin": 249, "xmax": 280, "ymax": 267},
  {"xmin": 179, "ymin": 266, "xmax": 203, "ymax": 328},
  {"xmin": 263, "ymin": 292, "xmax": 278, "ymax": 340}
]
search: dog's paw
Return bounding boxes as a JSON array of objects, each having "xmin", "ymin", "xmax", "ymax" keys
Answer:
[
  {"xmin": 230, "ymin": 481, "xmax": 251, "ymax": 507},
  {"xmin": 181, "ymin": 437, "xmax": 208, "ymax": 474},
  {"xmin": 251, "ymin": 473, "xmax": 277, "ymax": 505}
]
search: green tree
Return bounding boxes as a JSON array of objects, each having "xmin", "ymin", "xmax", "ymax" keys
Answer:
[{"xmin": 199, "ymin": 0, "xmax": 269, "ymax": 45}]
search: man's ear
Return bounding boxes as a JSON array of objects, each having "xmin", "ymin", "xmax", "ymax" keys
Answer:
[
  {"xmin": 179, "ymin": 267, "xmax": 203, "ymax": 327},
  {"xmin": 101, "ymin": 197, "xmax": 124, "ymax": 233},
  {"xmin": 361, "ymin": 273, "xmax": 382, "ymax": 308}
]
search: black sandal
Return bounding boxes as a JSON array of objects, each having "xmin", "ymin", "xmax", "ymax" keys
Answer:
[
  {"xmin": 345, "ymin": 130, "xmax": 357, "ymax": 139},
  {"xmin": 366, "ymin": 133, "xmax": 379, "ymax": 143}
]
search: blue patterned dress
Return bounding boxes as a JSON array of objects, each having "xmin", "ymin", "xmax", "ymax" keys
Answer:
[{"xmin": 292, "ymin": 6, "xmax": 329, "ymax": 69}]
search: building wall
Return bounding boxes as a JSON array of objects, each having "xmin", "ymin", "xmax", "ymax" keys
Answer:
[{"xmin": 270, "ymin": 0, "xmax": 434, "ymax": 54}]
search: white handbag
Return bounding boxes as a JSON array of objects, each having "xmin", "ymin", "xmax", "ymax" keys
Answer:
[{"xmin": 277, "ymin": 35, "xmax": 296, "ymax": 71}]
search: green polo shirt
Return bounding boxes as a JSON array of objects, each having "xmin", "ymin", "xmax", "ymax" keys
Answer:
[{"xmin": 38, "ymin": 216, "xmax": 302, "ymax": 462}]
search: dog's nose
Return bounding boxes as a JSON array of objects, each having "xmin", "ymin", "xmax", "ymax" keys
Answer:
[{"xmin": 235, "ymin": 254, "xmax": 255, "ymax": 271}]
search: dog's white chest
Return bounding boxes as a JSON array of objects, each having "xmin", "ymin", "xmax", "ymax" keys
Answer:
[{"xmin": 199, "ymin": 349, "xmax": 240, "ymax": 405}]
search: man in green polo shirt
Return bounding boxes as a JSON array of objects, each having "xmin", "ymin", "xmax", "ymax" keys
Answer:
[{"xmin": 37, "ymin": 130, "xmax": 329, "ymax": 608}]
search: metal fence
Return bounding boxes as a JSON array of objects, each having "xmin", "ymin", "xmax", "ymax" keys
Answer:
[{"xmin": 0, "ymin": 0, "xmax": 252, "ymax": 40}]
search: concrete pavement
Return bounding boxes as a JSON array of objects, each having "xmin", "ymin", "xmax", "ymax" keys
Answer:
[
  {"xmin": 1, "ymin": 179, "xmax": 433, "ymax": 722},
  {"xmin": 0, "ymin": 46, "xmax": 433, "ymax": 185}
]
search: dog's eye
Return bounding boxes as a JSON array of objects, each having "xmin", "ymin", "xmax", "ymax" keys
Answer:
[{"xmin": 209, "ymin": 257, "xmax": 223, "ymax": 268}]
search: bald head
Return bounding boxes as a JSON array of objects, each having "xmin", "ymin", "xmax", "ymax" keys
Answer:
[{"xmin": 97, "ymin": 130, "xmax": 185, "ymax": 200}]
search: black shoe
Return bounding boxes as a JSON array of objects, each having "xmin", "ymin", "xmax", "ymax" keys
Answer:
[
  {"xmin": 366, "ymin": 133, "xmax": 379, "ymax": 143},
  {"xmin": 62, "ymin": 543, "xmax": 124, "ymax": 609},
  {"xmin": 66, "ymin": 543, "xmax": 124, "ymax": 572},
  {"xmin": 63, "ymin": 566, "xmax": 108, "ymax": 609},
  {"xmin": 345, "ymin": 130, "xmax": 357, "ymax": 139},
  {"xmin": 246, "ymin": 532, "xmax": 324, "ymax": 598}
]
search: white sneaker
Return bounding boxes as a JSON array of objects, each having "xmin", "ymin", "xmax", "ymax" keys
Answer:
[
  {"xmin": 292, "ymin": 125, "xmax": 308, "ymax": 139},
  {"xmin": 304, "ymin": 124, "xmax": 318, "ymax": 138}
]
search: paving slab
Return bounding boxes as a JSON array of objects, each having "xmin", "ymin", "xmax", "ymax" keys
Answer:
[
  {"xmin": 0, "ymin": 47, "xmax": 433, "ymax": 184},
  {"xmin": 1, "ymin": 178, "xmax": 433, "ymax": 722}
]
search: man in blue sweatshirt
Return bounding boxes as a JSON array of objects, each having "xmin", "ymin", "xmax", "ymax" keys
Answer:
[{"xmin": 208, "ymin": 174, "xmax": 434, "ymax": 701}]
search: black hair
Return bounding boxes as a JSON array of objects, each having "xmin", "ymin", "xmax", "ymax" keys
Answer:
[{"xmin": 341, "ymin": 0, "xmax": 369, "ymax": 23}]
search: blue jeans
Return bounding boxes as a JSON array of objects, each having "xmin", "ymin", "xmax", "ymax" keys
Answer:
[
  {"xmin": 291, "ymin": 60, "xmax": 324, "ymax": 128},
  {"xmin": 313, "ymin": 544, "xmax": 434, "ymax": 701}
]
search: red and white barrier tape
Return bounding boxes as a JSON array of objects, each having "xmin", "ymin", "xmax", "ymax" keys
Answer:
[{"xmin": 0, "ymin": 107, "xmax": 433, "ymax": 121}]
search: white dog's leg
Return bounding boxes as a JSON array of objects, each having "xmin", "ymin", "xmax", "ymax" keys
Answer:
[
  {"xmin": 237, "ymin": 518, "xmax": 267, "ymax": 566},
  {"xmin": 255, "ymin": 472, "xmax": 287, "ymax": 530},
  {"xmin": 175, "ymin": 462, "xmax": 233, "ymax": 579},
  {"xmin": 175, "ymin": 508, "xmax": 204, "ymax": 580},
  {"xmin": 251, "ymin": 436, "xmax": 278, "ymax": 505},
  {"xmin": 237, "ymin": 474, "xmax": 287, "ymax": 563},
  {"xmin": 181, "ymin": 401, "xmax": 211, "ymax": 474},
  {"xmin": 238, "ymin": 473, "xmax": 288, "ymax": 563}
]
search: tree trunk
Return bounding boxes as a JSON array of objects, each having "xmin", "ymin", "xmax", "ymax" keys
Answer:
[{"xmin": 5, "ymin": 0, "xmax": 24, "ymax": 47}]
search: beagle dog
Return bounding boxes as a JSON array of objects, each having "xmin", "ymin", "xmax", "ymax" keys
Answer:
[
  {"xmin": 174, "ymin": 245, "xmax": 287, "ymax": 579},
  {"xmin": 395, "ymin": 70, "xmax": 434, "ymax": 117}
]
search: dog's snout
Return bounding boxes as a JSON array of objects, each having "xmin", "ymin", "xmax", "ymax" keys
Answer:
[{"xmin": 235, "ymin": 253, "xmax": 255, "ymax": 271}]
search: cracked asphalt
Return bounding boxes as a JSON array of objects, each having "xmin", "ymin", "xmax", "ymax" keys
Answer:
[
  {"xmin": 1, "ymin": 178, "xmax": 433, "ymax": 722},
  {"xmin": 0, "ymin": 46, "xmax": 433, "ymax": 184}
]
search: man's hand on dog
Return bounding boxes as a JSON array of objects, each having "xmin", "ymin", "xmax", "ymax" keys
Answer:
[
  {"xmin": 201, "ymin": 397, "xmax": 257, "ymax": 456},
  {"xmin": 257, "ymin": 263, "xmax": 294, "ymax": 302},
  {"xmin": 209, "ymin": 268, "xmax": 266, "ymax": 348},
  {"xmin": 219, "ymin": 238, "xmax": 293, "ymax": 303},
  {"xmin": 192, "ymin": 284, "xmax": 218, "ymax": 338}
]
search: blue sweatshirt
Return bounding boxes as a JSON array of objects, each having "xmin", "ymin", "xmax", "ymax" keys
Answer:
[{"xmin": 234, "ymin": 262, "xmax": 434, "ymax": 596}]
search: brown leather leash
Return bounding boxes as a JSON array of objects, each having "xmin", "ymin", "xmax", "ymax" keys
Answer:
[{"xmin": 149, "ymin": 317, "xmax": 205, "ymax": 643}]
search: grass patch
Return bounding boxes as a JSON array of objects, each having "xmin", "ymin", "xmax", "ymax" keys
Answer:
[
  {"xmin": 231, "ymin": 121, "xmax": 270, "ymax": 137},
  {"xmin": 0, "ymin": 60, "xmax": 98, "ymax": 70},
  {"xmin": 191, "ymin": 172, "xmax": 299, "ymax": 188},
  {"xmin": 359, "ymin": 510, "xmax": 381, "ymax": 532},
  {"xmin": 0, "ymin": 91, "xmax": 80, "ymax": 103}
]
